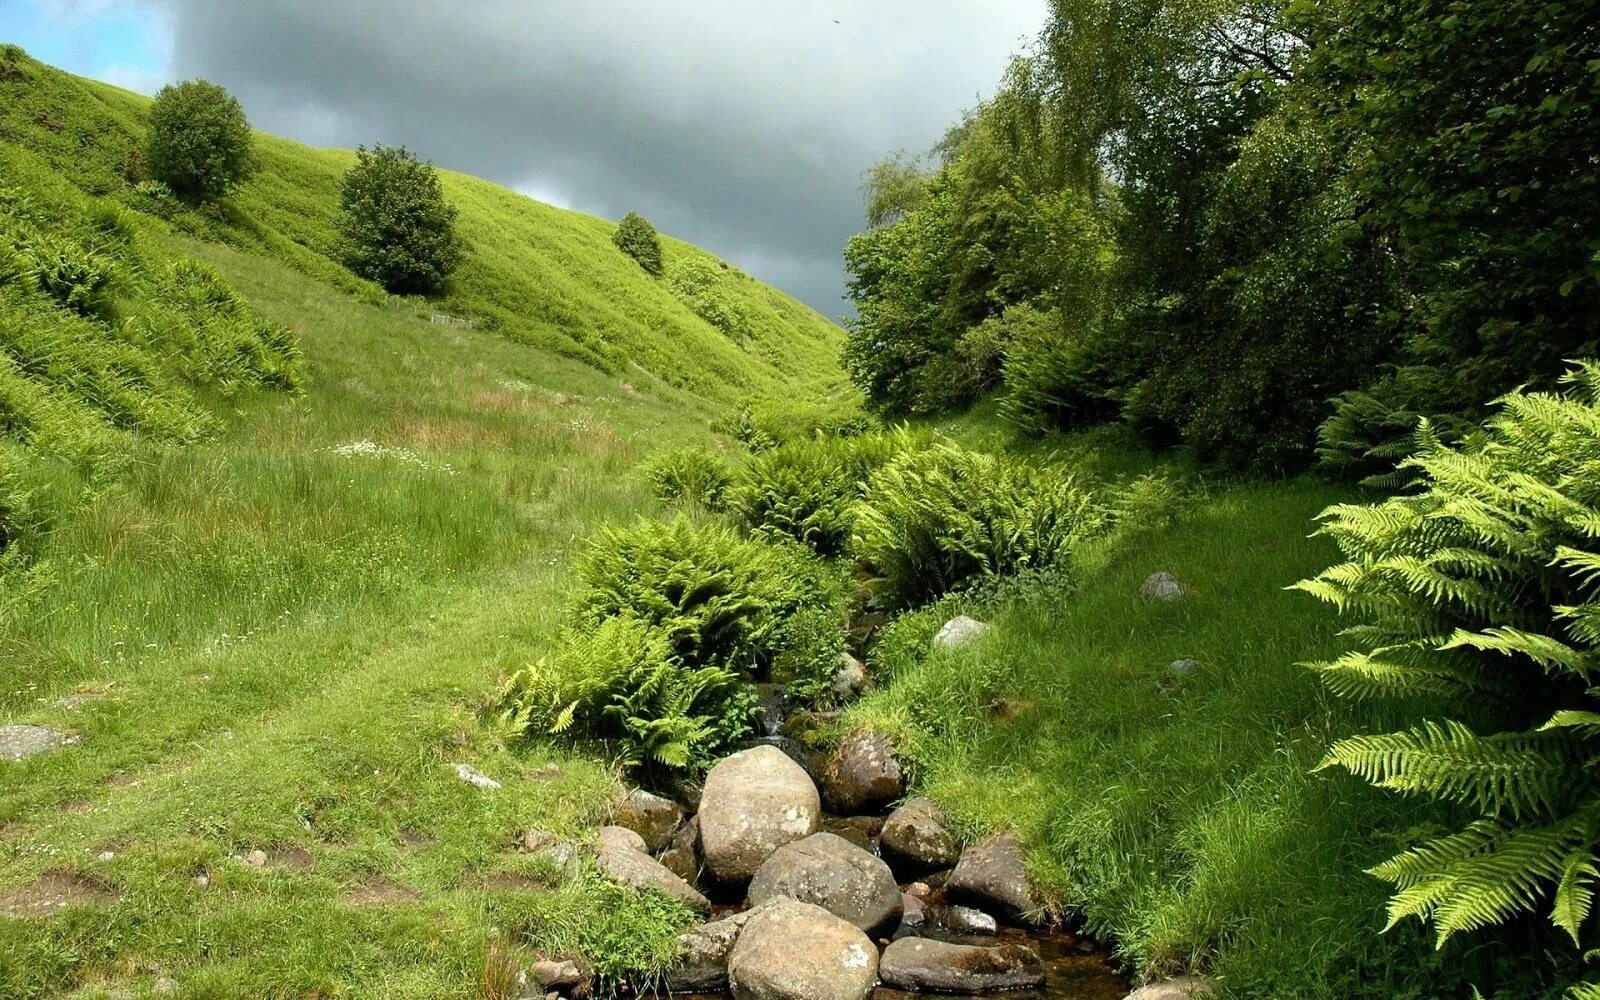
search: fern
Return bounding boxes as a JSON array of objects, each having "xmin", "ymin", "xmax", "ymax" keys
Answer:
[{"xmin": 1298, "ymin": 365, "xmax": 1600, "ymax": 951}]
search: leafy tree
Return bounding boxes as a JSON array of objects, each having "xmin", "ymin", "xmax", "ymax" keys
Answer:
[
  {"xmin": 144, "ymin": 79, "xmax": 254, "ymax": 199},
  {"xmin": 338, "ymin": 144, "xmax": 461, "ymax": 295},
  {"xmin": 1294, "ymin": 365, "xmax": 1600, "ymax": 963},
  {"xmin": 612, "ymin": 211, "xmax": 663, "ymax": 276}
]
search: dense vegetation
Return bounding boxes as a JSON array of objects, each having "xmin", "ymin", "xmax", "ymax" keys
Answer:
[
  {"xmin": 338, "ymin": 143, "xmax": 462, "ymax": 294},
  {"xmin": 843, "ymin": 0, "xmax": 1599, "ymax": 473},
  {"xmin": 143, "ymin": 79, "xmax": 254, "ymax": 199}
]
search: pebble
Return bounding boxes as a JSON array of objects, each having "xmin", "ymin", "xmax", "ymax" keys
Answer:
[{"xmin": 452, "ymin": 763, "xmax": 501, "ymax": 790}]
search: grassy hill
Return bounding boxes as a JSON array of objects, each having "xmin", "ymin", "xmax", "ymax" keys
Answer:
[{"xmin": 0, "ymin": 47, "xmax": 849, "ymax": 998}]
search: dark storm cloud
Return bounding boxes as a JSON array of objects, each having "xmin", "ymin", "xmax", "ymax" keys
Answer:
[{"xmin": 151, "ymin": 1, "xmax": 1045, "ymax": 315}]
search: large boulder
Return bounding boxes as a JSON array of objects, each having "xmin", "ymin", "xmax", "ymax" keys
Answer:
[
  {"xmin": 879, "ymin": 937, "xmax": 1046, "ymax": 993},
  {"xmin": 613, "ymin": 787, "xmax": 683, "ymax": 853},
  {"xmin": 1125, "ymin": 977, "xmax": 1218, "ymax": 1000},
  {"xmin": 596, "ymin": 844, "xmax": 711, "ymax": 914},
  {"xmin": 665, "ymin": 900, "xmax": 780, "ymax": 993},
  {"xmin": 700, "ymin": 746, "xmax": 821, "ymax": 883},
  {"xmin": 932, "ymin": 615, "xmax": 992, "ymax": 650},
  {"xmin": 946, "ymin": 834, "xmax": 1039, "ymax": 925},
  {"xmin": 820, "ymin": 730, "xmax": 904, "ymax": 814},
  {"xmin": 879, "ymin": 797, "xmax": 960, "ymax": 877},
  {"xmin": 727, "ymin": 899, "xmax": 878, "ymax": 1000},
  {"xmin": 747, "ymin": 832, "xmax": 902, "ymax": 936}
]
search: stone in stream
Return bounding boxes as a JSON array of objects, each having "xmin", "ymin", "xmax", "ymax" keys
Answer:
[
  {"xmin": 665, "ymin": 899, "xmax": 781, "ymax": 993},
  {"xmin": 658, "ymin": 815, "xmax": 700, "ymax": 883},
  {"xmin": 1140, "ymin": 571, "xmax": 1188, "ymax": 601},
  {"xmin": 946, "ymin": 904, "xmax": 999, "ymax": 935},
  {"xmin": 727, "ymin": 898, "xmax": 878, "ymax": 1000},
  {"xmin": 879, "ymin": 937, "xmax": 1046, "ymax": 993},
  {"xmin": 612, "ymin": 787, "xmax": 683, "ymax": 853},
  {"xmin": 946, "ymin": 834, "xmax": 1041, "ymax": 926},
  {"xmin": 699, "ymin": 745, "xmax": 821, "ymax": 884},
  {"xmin": 527, "ymin": 959, "xmax": 583, "ymax": 990},
  {"xmin": 819, "ymin": 730, "xmax": 904, "ymax": 814},
  {"xmin": 1, "ymin": 724, "xmax": 80, "ymax": 761},
  {"xmin": 746, "ymin": 832, "xmax": 903, "ymax": 937},
  {"xmin": 932, "ymin": 615, "xmax": 992, "ymax": 650},
  {"xmin": 595, "ymin": 842, "xmax": 711, "ymax": 914},
  {"xmin": 834, "ymin": 652, "xmax": 867, "ymax": 701},
  {"xmin": 879, "ymin": 797, "xmax": 960, "ymax": 877},
  {"xmin": 596, "ymin": 825, "xmax": 648, "ymax": 855},
  {"xmin": 1125, "ymin": 976, "xmax": 1219, "ymax": 999}
]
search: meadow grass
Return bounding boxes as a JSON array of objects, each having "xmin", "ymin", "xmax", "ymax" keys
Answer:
[{"xmin": 845, "ymin": 479, "xmax": 1508, "ymax": 999}]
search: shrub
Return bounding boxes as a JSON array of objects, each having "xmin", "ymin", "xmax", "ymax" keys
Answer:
[
  {"xmin": 1293, "ymin": 364, "xmax": 1600, "ymax": 957},
  {"xmin": 855, "ymin": 441, "xmax": 1098, "ymax": 607},
  {"xmin": 716, "ymin": 397, "xmax": 874, "ymax": 452},
  {"xmin": 998, "ymin": 304, "xmax": 1122, "ymax": 437},
  {"xmin": 668, "ymin": 257, "xmax": 748, "ymax": 337},
  {"xmin": 144, "ymin": 79, "xmax": 254, "ymax": 200},
  {"xmin": 338, "ymin": 144, "xmax": 462, "ymax": 295},
  {"xmin": 572, "ymin": 515, "xmax": 844, "ymax": 675},
  {"xmin": 642, "ymin": 446, "xmax": 733, "ymax": 508},
  {"xmin": 501, "ymin": 616, "xmax": 759, "ymax": 772},
  {"xmin": 773, "ymin": 604, "xmax": 849, "ymax": 709},
  {"xmin": 726, "ymin": 433, "xmax": 904, "ymax": 556},
  {"xmin": 612, "ymin": 211, "xmax": 663, "ymax": 276},
  {"xmin": 16, "ymin": 234, "xmax": 115, "ymax": 318}
]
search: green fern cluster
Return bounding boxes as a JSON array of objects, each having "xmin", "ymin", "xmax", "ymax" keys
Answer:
[
  {"xmin": 505, "ymin": 515, "xmax": 847, "ymax": 773},
  {"xmin": 641, "ymin": 446, "xmax": 735, "ymax": 509},
  {"xmin": 1294, "ymin": 363, "xmax": 1600, "ymax": 953},
  {"xmin": 726, "ymin": 431, "xmax": 907, "ymax": 556},
  {"xmin": 854, "ymin": 440, "xmax": 1098, "ymax": 607}
]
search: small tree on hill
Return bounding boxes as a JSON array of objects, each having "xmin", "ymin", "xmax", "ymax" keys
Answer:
[
  {"xmin": 612, "ymin": 211, "xmax": 663, "ymax": 276},
  {"xmin": 338, "ymin": 144, "xmax": 462, "ymax": 295},
  {"xmin": 145, "ymin": 79, "xmax": 254, "ymax": 200}
]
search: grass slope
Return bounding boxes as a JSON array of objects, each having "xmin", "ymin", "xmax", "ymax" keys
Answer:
[{"xmin": 0, "ymin": 46, "xmax": 846, "ymax": 999}]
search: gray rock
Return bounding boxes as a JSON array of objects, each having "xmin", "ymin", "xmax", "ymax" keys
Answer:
[
  {"xmin": 1169, "ymin": 658, "xmax": 1201, "ymax": 675},
  {"xmin": 1, "ymin": 724, "xmax": 79, "ymax": 761},
  {"xmin": 597, "ymin": 825, "xmax": 647, "ymax": 855},
  {"xmin": 880, "ymin": 797, "xmax": 960, "ymax": 876},
  {"xmin": 879, "ymin": 937, "xmax": 1046, "ymax": 993},
  {"xmin": 946, "ymin": 834, "xmax": 1039, "ymax": 926},
  {"xmin": 834, "ymin": 653, "xmax": 867, "ymax": 701},
  {"xmin": 527, "ymin": 959, "xmax": 582, "ymax": 989},
  {"xmin": 946, "ymin": 904, "xmax": 998, "ymax": 935},
  {"xmin": 613, "ymin": 787, "xmax": 683, "ymax": 853},
  {"xmin": 665, "ymin": 899, "xmax": 781, "ymax": 993},
  {"xmin": 727, "ymin": 898, "xmax": 878, "ymax": 1000},
  {"xmin": 747, "ymin": 832, "xmax": 902, "ymax": 936},
  {"xmin": 595, "ymin": 844, "xmax": 711, "ymax": 914},
  {"xmin": 1125, "ymin": 976, "xmax": 1219, "ymax": 1000},
  {"xmin": 900, "ymin": 891, "xmax": 928, "ymax": 930},
  {"xmin": 1141, "ymin": 571, "xmax": 1187, "ymax": 601},
  {"xmin": 700, "ymin": 746, "xmax": 821, "ymax": 883},
  {"xmin": 932, "ymin": 615, "xmax": 992, "ymax": 650},
  {"xmin": 451, "ymin": 763, "xmax": 501, "ymax": 790},
  {"xmin": 820, "ymin": 730, "xmax": 904, "ymax": 814},
  {"xmin": 531, "ymin": 842, "xmax": 583, "ymax": 882}
]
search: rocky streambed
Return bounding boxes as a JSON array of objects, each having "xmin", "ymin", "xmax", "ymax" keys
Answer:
[{"xmin": 521, "ymin": 612, "xmax": 1214, "ymax": 1000}]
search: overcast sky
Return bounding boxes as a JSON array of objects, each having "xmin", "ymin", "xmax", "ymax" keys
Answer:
[{"xmin": 2, "ymin": 1, "xmax": 1046, "ymax": 316}]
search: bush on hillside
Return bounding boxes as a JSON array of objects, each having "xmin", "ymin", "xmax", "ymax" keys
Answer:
[
  {"xmin": 716, "ymin": 397, "xmax": 874, "ymax": 452},
  {"xmin": 14, "ymin": 233, "xmax": 115, "ymax": 319},
  {"xmin": 855, "ymin": 441, "xmax": 1098, "ymax": 607},
  {"xmin": 501, "ymin": 615, "xmax": 759, "ymax": 773},
  {"xmin": 338, "ymin": 144, "xmax": 462, "ymax": 295},
  {"xmin": 144, "ymin": 79, "xmax": 254, "ymax": 200},
  {"xmin": 668, "ymin": 257, "xmax": 749, "ymax": 337},
  {"xmin": 1294, "ymin": 364, "xmax": 1600, "ymax": 957},
  {"xmin": 998, "ymin": 303, "xmax": 1121, "ymax": 436},
  {"xmin": 572, "ymin": 515, "xmax": 845, "ymax": 675},
  {"xmin": 612, "ymin": 211, "xmax": 663, "ymax": 277},
  {"xmin": 726, "ymin": 432, "xmax": 906, "ymax": 556},
  {"xmin": 642, "ymin": 446, "xmax": 733, "ymax": 508}
]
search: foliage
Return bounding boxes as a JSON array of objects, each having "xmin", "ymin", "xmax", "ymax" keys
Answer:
[
  {"xmin": 571, "ymin": 515, "xmax": 845, "ymax": 675},
  {"xmin": 642, "ymin": 446, "xmax": 734, "ymax": 509},
  {"xmin": 667, "ymin": 256, "xmax": 749, "ymax": 337},
  {"xmin": 773, "ymin": 604, "xmax": 849, "ymax": 709},
  {"xmin": 854, "ymin": 440, "xmax": 1097, "ymax": 607},
  {"xmin": 612, "ymin": 211, "xmax": 663, "ymax": 277},
  {"xmin": 338, "ymin": 144, "xmax": 462, "ymax": 295},
  {"xmin": 1294, "ymin": 366, "xmax": 1600, "ymax": 953},
  {"xmin": 500, "ymin": 616, "xmax": 759, "ymax": 772},
  {"xmin": 716, "ymin": 396, "xmax": 874, "ymax": 452},
  {"xmin": 11, "ymin": 231, "xmax": 115, "ymax": 319},
  {"xmin": 144, "ymin": 79, "xmax": 255, "ymax": 200},
  {"xmin": 726, "ymin": 432, "xmax": 905, "ymax": 556}
]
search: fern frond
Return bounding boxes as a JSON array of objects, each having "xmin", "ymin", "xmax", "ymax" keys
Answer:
[{"xmin": 1441, "ymin": 626, "xmax": 1597, "ymax": 681}]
